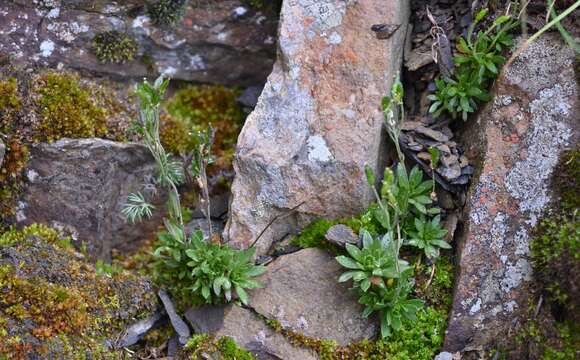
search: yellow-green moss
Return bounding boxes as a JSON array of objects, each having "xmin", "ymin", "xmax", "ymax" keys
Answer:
[
  {"xmin": 183, "ymin": 334, "xmax": 257, "ymax": 360},
  {"xmin": 162, "ymin": 85, "xmax": 244, "ymax": 167},
  {"xmin": 0, "ymin": 77, "xmax": 21, "ymax": 133},
  {"xmin": 34, "ymin": 72, "xmax": 109, "ymax": 142},
  {"xmin": 92, "ymin": 31, "xmax": 138, "ymax": 64},
  {"xmin": 0, "ymin": 223, "xmax": 71, "ymax": 248},
  {"xmin": 0, "ymin": 138, "xmax": 28, "ymax": 220},
  {"xmin": 0, "ymin": 226, "xmax": 157, "ymax": 358},
  {"xmin": 530, "ymin": 149, "xmax": 579, "ymax": 316},
  {"xmin": 263, "ymin": 306, "xmax": 447, "ymax": 360},
  {"xmin": 148, "ymin": 0, "xmax": 188, "ymax": 25}
]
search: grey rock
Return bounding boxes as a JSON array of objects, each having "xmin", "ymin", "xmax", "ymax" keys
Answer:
[
  {"xmin": 438, "ymin": 164, "xmax": 462, "ymax": 181},
  {"xmin": 158, "ymin": 289, "xmax": 191, "ymax": 345},
  {"xmin": 325, "ymin": 224, "xmax": 360, "ymax": 248},
  {"xmin": 415, "ymin": 126, "xmax": 450, "ymax": 143},
  {"xmin": 250, "ymin": 248, "xmax": 377, "ymax": 346},
  {"xmin": 117, "ymin": 310, "xmax": 165, "ymax": 348},
  {"xmin": 238, "ymin": 85, "xmax": 265, "ymax": 108},
  {"xmin": 185, "ymin": 217, "xmax": 226, "ymax": 240},
  {"xmin": 445, "ymin": 34, "xmax": 578, "ymax": 353},
  {"xmin": 225, "ymin": 0, "xmax": 411, "ymax": 256},
  {"xmin": 434, "ymin": 352, "xmax": 456, "ymax": 360},
  {"xmin": 189, "ymin": 304, "xmax": 317, "ymax": 360},
  {"xmin": 16, "ymin": 138, "xmax": 167, "ymax": 261},
  {"xmin": 185, "ymin": 304, "xmax": 228, "ymax": 334},
  {"xmin": 2, "ymin": 1, "xmax": 277, "ymax": 86}
]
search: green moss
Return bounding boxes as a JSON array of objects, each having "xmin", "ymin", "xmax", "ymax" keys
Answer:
[
  {"xmin": 0, "ymin": 223, "xmax": 71, "ymax": 248},
  {"xmin": 183, "ymin": 334, "xmax": 256, "ymax": 360},
  {"xmin": 148, "ymin": 0, "xmax": 188, "ymax": 25},
  {"xmin": 530, "ymin": 149, "xmax": 579, "ymax": 316},
  {"xmin": 0, "ymin": 227, "xmax": 157, "ymax": 358},
  {"xmin": 162, "ymin": 85, "xmax": 244, "ymax": 167},
  {"xmin": 0, "ymin": 137, "xmax": 28, "ymax": 220},
  {"xmin": 0, "ymin": 77, "xmax": 21, "ymax": 132},
  {"xmin": 92, "ymin": 31, "xmax": 138, "ymax": 64},
  {"xmin": 518, "ymin": 318, "xmax": 580, "ymax": 359},
  {"xmin": 263, "ymin": 306, "xmax": 447, "ymax": 360},
  {"xmin": 34, "ymin": 72, "xmax": 109, "ymax": 142},
  {"xmin": 290, "ymin": 219, "xmax": 336, "ymax": 250},
  {"xmin": 414, "ymin": 256, "xmax": 455, "ymax": 310}
]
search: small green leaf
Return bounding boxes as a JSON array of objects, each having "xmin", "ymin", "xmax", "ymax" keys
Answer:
[{"xmin": 336, "ymin": 256, "xmax": 361, "ymax": 270}]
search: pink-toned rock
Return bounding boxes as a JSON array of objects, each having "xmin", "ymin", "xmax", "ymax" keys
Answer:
[
  {"xmin": 225, "ymin": 0, "xmax": 410, "ymax": 255},
  {"xmin": 1, "ymin": 1, "xmax": 276, "ymax": 86},
  {"xmin": 444, "ymin": 34, "xmax": 578, "ymax": 353}
]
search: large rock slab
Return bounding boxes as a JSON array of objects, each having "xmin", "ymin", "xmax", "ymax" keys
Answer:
[
  {"xmin": 225, "ymin": 0, "xmax": 410, "ymax": 255},
  {"xmin": 445, "ymin": 34, "xmax": 578, "ymax": 353},
  {"xmin": 0, "ymin": 1, "xmax": 277, "ymax": 86},
  {"xmin": 249, "ymin": 248, "xmax": 377, "ymax": 345},
  {"xmin": 185, "ymin": 304, "xmax": 317, "ymax": 360},
  {"xmin": 15, "ymin": 138, "xmax": 166, "ymax": 260}
]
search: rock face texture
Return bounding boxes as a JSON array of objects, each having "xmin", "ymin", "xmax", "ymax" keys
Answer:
[
  {"xmin": 445, "ymin": 34, "xmax": 578, "ymax": 352},
  {"xmin": 15, "ymin": 138, "xmax": 166, "ymax": 260},
  {"xmin": 225, "ymin": 0, "xmax": 410, "ymax": 255},
  {"xmin": 186, "ymin": 304, "xmax": 317, "ymax": 360},
  {"xmin": 185, "ymin": 248, "xmax": 375, "ymax": 358},
  {"xmin": 250, "ymin": 248, "xmax": 377, "ymax": 345},
  {"xmin": 0, "ymin": 1, "xmax": 277, "ymax": 86}
]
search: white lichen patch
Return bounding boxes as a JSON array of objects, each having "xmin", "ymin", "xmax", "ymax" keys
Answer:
[
  {"xmin": 505, "ymin": 83, "xmax": 574, "ymax": 226},
  {"xmin": 469, "ymin": 298, "xmax": 482, "ymax": 315},
  {"xmin": 39, "ymin": 39, "xmax": 55, "ymax": 57},
  {"xmin": 306, "ymin": 135, "xmax": 333, "ymax": 162},
  {"xmin": 46, "ymin": 21, "xmax": 89, "ymax": 43},
  {"xmin": 500, "ymin": 259, "xmax": 533, "ymax": 293}
]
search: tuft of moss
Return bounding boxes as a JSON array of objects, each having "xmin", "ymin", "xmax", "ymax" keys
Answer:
[
  {"xmin": 0, "ymin": 227, "xmax": 157, "ymax": 358},
  {"xmin": 34, "ymin": 72, "xmax": 109, "ymax": 142},
  {"xmin": 148, "ymin": 0, "xmax": 189, "ymax": 25},
  {"xmin": 0, "ymin": 224, "xmax": 71, "ymax": 248},
  {"xmin": 263, "ymin": 306, "xmax": 447, "ymax": 360},
  {"xmin": 92, "ymin": 30, "xmax": 138, "ymax": 64},
  {"xmin": 0, "ymin": 77, "xmax": 21, "ymax": 132},
  {"xmin": 0, "ymin": 137, "xmax": 28, "ymax": 220},
  {"xmin": 183, "ymin": 334, "xmax": 256, "ymax": 360}
]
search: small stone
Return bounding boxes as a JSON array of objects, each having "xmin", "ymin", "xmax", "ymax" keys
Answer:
[
  {"xmin": 434, "ymin": 352, "xmax": 455, "ymax": 360},
  {"xmin": 436, "ymin": 143, "xmax": 451, "ymax": 154},
  {"xmin": 451, "ymin": 175, "xmax": 470, "ymax": 185},
  {"xmin": 459, "ymin": 155, "xmax": 469, "ymax": 167},
  {"xmin": 158, "ymin": 289, "xmax": 191, "ymax": 345},
  {"xmin": 117, "ymin": 310, "xmax": 165, "ymax": 348},
  {"xmin": 417, "ymin": 152, "xmax": 432, "ymax": 162},
  {"xmin": 443, "ymin": 213, "xmax": 459, "ymax": 242},
  {"xmin": 461, "ymin": 165, "xmax": 475, "ymax": 175},
  {"xmin": 441, "ymin": 154, "xmax": 459, "ymax": 167},
  {"xmin": 401, "ymin": 121, "xmax": 423, "ymax": 131},
  {"xmin": 324, "ymin": 224, "xmax": 359, "ymax": 248},
  {"xmin": 405, "ymin": 49, "xmax": 433, "ymax": 71},
  {"xmin": 438, "ymin": 164, "xmax": 462, "ymax": 181},
  {"xmin": 415, "ymin": 126, "xmax": 450, "ymax": 142}
]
